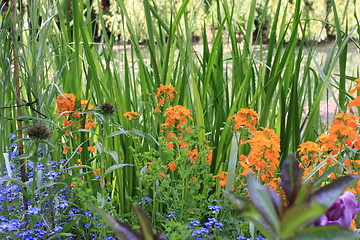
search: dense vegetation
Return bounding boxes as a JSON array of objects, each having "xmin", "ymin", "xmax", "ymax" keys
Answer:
[{"xmin": 0, "ymin": 0, "xmax": 360, "ymax": 239}]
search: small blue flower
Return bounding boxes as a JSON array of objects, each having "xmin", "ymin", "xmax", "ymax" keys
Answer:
[
  {"xmin": 9, "ymin": 134, "xmax": 17, "ymax": 140},
  {"xmin": 84, "ymin": 211, "xmax": 93, "ymax": 217},
  {"xmin": 189, "ymin": 220, "xmax": 201, "ymax": 229},
  {"xmin": 138, "ymin": 196, "xmax": 151, "ymax": 205},
  {"xmin": 57, "ymin": 202, "xmax": 69, "ymax": 209},
  {"xmin": 83, "ymin": 223, "xmax": 91, "ymax": 228},
  {"xmin": 53, "ymin": 226, "xmax": 63, "ymax": 232},
  {"xmin": 27, "ymin": 207, "xmax": 40, "ymax": 215},
  {"xmin": 9, "ymin": 151, "xmax": 19, "ymax": 159},
  {"xmin": 70, "ymin": 208, "xmax": 82, "ymax": 214},
  {"xmin": 167, "ymin": 211, "xmax": 178, "ymax": 219},
  {"xmin": 207, "ymin": 205, "xmax": 221, "ymax": 214},
  {"xmin": 192, "ymin": 227, "xmax": 210, "ymax": 237}
]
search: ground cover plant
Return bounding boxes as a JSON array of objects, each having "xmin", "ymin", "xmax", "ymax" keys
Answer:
[{"xmin": 1, "ymin": 0, "xmax": 360, "ymax": 239}]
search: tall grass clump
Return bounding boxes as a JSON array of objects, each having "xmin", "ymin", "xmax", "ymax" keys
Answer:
[{"xmin": 1, "ymin": 0, "xmax": 360, "ymax": 238}]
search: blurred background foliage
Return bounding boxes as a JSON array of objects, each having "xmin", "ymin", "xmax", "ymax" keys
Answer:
[
  {"xmin": 91, "ymin": 0, "xmax": 358, "ymax": 42},
  {"xmin": 13, "ymin": 0, "xmax": 359, "ymax": 43}
]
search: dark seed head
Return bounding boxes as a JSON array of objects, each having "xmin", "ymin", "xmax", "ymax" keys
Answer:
[
  {"xmin": 99, "ymin": 102, "xmax": 115, "ymax": 115},
  {"xmin": 27, "ymin": 124, "xmax": 51, "ymax": 140}
]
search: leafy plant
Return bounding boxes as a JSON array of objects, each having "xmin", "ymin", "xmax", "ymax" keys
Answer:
[
  {"xmin": 228, "ymin": 154, "xmax": 360, "ymax": 240},
  {"xmin": 99, "ymin": 204, "xmax": 168, "ymax": 240}
]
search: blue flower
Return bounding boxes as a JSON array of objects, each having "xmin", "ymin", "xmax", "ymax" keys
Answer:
[
  {"xmin": 27, "ymin": 207, "xmax": 40, "ymax": 215},
  {"xmin": 83, "ymin": 223, "xmax": 91, "ymax": 228},
  {"xmin": 9, "ymin": 134, "xmax": 17, "ymax": 140},
  {"xmin": 189, "ymin": 220, "xmax": 201, "ymax": 229},
  {"xmin": 138, "ymin": 196, "xmax": 151, "ymax": 205},
  {"xmin": 207, "ymin": 205, "xmax": 221, "ymax": 214},
  {"xmin": 192, "ymin": 227, "xmax": 210, "ymax": 237},
  {"xmin": 57, "ymin": 202, "xmax": 69, "ymax": 210}
]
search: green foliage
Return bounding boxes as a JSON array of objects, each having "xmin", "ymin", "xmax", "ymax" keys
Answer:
[
  {"xmin": 228, "ymin": 154, "xmax": 360, "ymax": 240},
  {"xmin": 1, "ymin": 0, "xmax": 360, "ymax": 238},
  {"xmin": 99, "ymin": 204, "xmax": 168, "ymax": 240}
]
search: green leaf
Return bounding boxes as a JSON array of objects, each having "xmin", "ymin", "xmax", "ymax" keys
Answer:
[
  {"xmin": 106, "ymin": 150, "xmax": 119, "ymax": 164},
  {"xmin": 48, "ymin": 233, "xmax": 74, "ymax": 240},
  {"xmin": 294, "ymin": 183, "xmax": 313, "ymax": 205},
  {"xmin": 280, "ymin": 153, "xmax": 303, "ymax": 206},
  {"xmin": 132, "ymin": 204, "xmax": 155, "ymax": 240},
  {"xmin": 227, "ymin": 194, "xmax": 276, "ymax": 239},
  {"xmin": 105, "ymin": 164, "xmax": 133, "ymax": 176},
  {"xmin": 98, "ymin": 208, "xmax": 142, "ymax": 240},
  {"xmin": 312, "ymin": 175, "xmax": 360, "ymax": 208},
  {"xmin": 293, "ymin": 225, "xmax": 360, "ymax": 240},
  {"xmin": 280, "ymin": 202, "xmax": 326, "ymax": 239},
  {"xmin": 246, "ymin": 172, "xmax": 281, "ymax": 236},
  {"xmin": 105, "ymin": 130, "xmax": 129, "ymax": 139}
]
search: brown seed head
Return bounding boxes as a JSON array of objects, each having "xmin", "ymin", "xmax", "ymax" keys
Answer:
[
  {"xmin": 27, "ymin": 124, "xmax": 51, "ymax": 140},
  {"xmin": 99, "ymin": 102, "xmax": 115, "ymax": 115}
]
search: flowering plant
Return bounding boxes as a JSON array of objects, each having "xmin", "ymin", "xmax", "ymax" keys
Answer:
[
  {"xmin": 229, "ymin": 154, "xmax": 360, "ymax": 240},
  {"xmin": 315, "ymin": 191, "xmax": 360, "ymax": 229}
]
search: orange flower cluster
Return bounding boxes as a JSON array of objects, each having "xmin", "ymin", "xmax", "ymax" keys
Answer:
[
  {"xmin": 161, "ymin": 105, "xmax": 193, "ymax": 131},
  {"xmin": 188, "ymin": 149, "xmax": 199, "ymax": 163},
  {"xmin": 297, "ymin": 141, "xmax": 322, "ymax": 165},
  {"xmin": 239, "ymin": 127, "xmax": 281, "ymax": 183},
  {"xmin": 166, "ymin": 132, "xmax": 188, "ymax": 149},
  {"xmin": 213, "ymin": 171, "xmax": 227, "ymax": 186},
  {"xmin": 297, "ymin": 141, "xmax": 331, "ymax": 179},
  {"xmin": 153, "ymin": 85, "xmax": 213, "ymax": 168},
  {"xmin": 165, "ymin": 132, "xmax": 212, "ymax": 165},
  {"xmin": 348, "ymin": 78, "xmax": 360, "ymax": 109},
  {"xmin": 317, "ymin": 112, "xmax": 359, "ymax": 155},
  {"xmin": 55, "ymin": 93, "xmax": 76, "ymax": 116},
  {"xmin": 228, "ymin": 108, "xmax": 259, "ymax": 131},
  {"xmin": 55, "ymin": 94, "xmax": 96, "ymax": 130},
  {"xmin": 154, "ymin": 84, "xmax": 177, "ymax": 113},
  {"xmin": 168, "ymin": 161, "xmax": 177, "ymax": 171},
  {"xmin": 298, "ymin": 111, "xmax": 360, "ymax": 180},
  {"xmin": 123, "ymin": 111, "xmax": 140, "ymax": 120}
]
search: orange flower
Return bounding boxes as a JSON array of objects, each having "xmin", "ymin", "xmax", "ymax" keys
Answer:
[
  {"xmin": 88, "ymin": 146, "xmax": 96, "ymax": 152},
  {"xmin": 70, "ymin": 183, "xmax": 77, "ymax": 188},
  {"xmin": 317, "ymin": 112, "xmax": 359, "ymax": 154},
  {"xmin": 166, "ymin": 143, "xmax": 174, "ymax": 149},
  {"xmin": 348, "ymin": 96, "xmax": 360, "ymax": 109},
  {"xmin": 74, "ymin": 159, "xmax": 82, "ymax": 166},
  {"xmin": 154, "ymin": 84, "xmax": 177, "ymax": 112},
  {"xmin": 77, "ymin": 147, "xmax": 83, "ymax": 153},
  {"xmin": 80, "ymin": 100, "xmax": 94, "ymax": 110},
  {"xmin": 179, "ymin": 141, "xmax": 188, "ymax": 150},
  {"xmin": 213, "ymin": 171, "xmax": 227, "ymax": 186},
  {"xmin": 146, "ymin": 162, "xmax": 153, "ymax": 171},
  {"xmin": 93, "ymin": 168, "xmax": 100, "ymax": 176},
  {"xmin": 63, "ymin": 119, "xmax": 75, "ymax": 127},
  {"xmin": 163, "ymin": 105, "xmax": 193, "ymax": 130},
  {"xmin": 84, "ymin": 121, "xmax": 97, "ymax": 129},
  {"xmin": 240, "ymin": 127, "xmax": 280, "ymax": 183},
  {"xmin": 123, "ymin": 111, "xmax": 140, "ymax": 120},
  {"xmin": 62, "ymin": 146, "xmax": 70, "ymax": 154},
  {"xmin": 156, "ymin": 84, "xmax": 177, "ymax": 101},
  {"xmin": 206, "ymin": 152, "xmax": 212, "ymax": 165},
  {"xmin": 166, "ymin": 132, "xmax": 177, "ymax": 141},
  {"xmin": 55, "ymin": 93, "xmax": 76, "ymax": 116},
  {"xmin": 168, "ymin": 161, "xmax": 177, "ymax": 171},
  {"xmin": 349, "ymin": 78, "xmax": 360, "ymax": 94},
  {"xmin": 297, "ymin": 141, "xmax": 321, "ymax": 165},
  {"xmin": 188, "ymin": 149, "xmax": 198, "ymax": 163},
  {"xmin": 158, "ymin": 173, "xmax": 167, "ymax": 179},
  {"xmin": 228, "ymin": 108, "xmax": 258, "ymax": 131}
]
